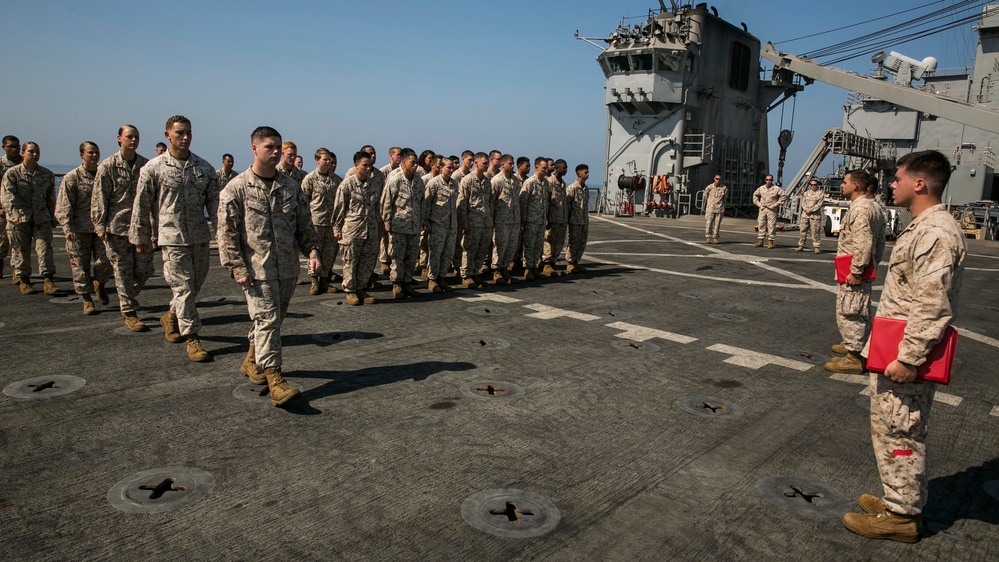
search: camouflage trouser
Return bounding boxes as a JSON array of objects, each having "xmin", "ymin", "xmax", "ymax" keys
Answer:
[
  {"xmin": 522, "ymin": 223, "xmax": 544, "ymax": 268},
  {"xmin": 104, "ymin": 233, "xmax": 154, "ymax": 314},
  {"xmin": 426, "ymin": 224, "xmax": 456, "ymax": 282},
  {"xmin": 566, "ymin": 224, "xmax": 589, "ymax": 264},
  {"xmin": 7, "ymin": 221, "xmax": 55, "ymax": 280},
  {"xmin": 836, "ymin": 280, "xmax": 872, "ymax": 353},
  {"xmin": 161, "ymin": 243, "xmax": 210, "ymax": 337},
  {"xmin": 511, "ymin": 225, "xmax": 523, "ymax": 267},
  {"xmin": 388, "ymin": 231, "xmax": 419, "ymax": 283},
  {"xmin": 797, "ymin": 213, "xmax": 822, "ymax": 249},
  {"xmin": 417, "ymin": 229, "xmax": 428, "ymax": 269},
  {"xmin": 0, "ymin": 212, "xmax": 9, "ymax": 261},
  {"xmin": 244, "ymin": 277, "xmax": 296, "ymax": 370},
  {"xmin": 543, "ymin": 222, "xmax": 568, "ymax": 265},
  {"xmin": 378, "ymin": 222, "xmax": 390, "ymax": 268},
  {"xmin": 869, "ymin": 372, "xmax": 935, "ymax": 516},
  {"xmin": 341, "ymin": 231, "xmax": 378, "ymax": 293},
  {"xmin": 452, "ymin": 230, "xmax": 464, "ymax": 273},
  {"xmin": 757, "ymin": 208, "xmax": 777, "ymax": 240},
  {"xmin": 66, "ymin": 233, "xmax": 111, "ymax": 296},
  {"xmin": 492, "ymin": 223, "xmax": 517, "ymax": 269},
  {"xmin": 461, "ymin": 226, "xmax": 491, "ymax": 278},
  {"xmin": 705, "ymin": 212, "xmax": 722, "ymax": 238},
  {"xmin": 313, "ymin": 225, "xmax": 338, "ymax": 278}
]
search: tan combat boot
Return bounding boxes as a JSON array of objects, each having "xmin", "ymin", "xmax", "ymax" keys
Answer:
[
  {"xmin": 420, "ymin": 269, "xmax": 429, "ymax": 281},
  {"xmin": 754, "ymin": 239, "xmax": 763, "ymax": 247},
  {"xmin": 428, "ymin": 280, "xmax": 442, "ymax": 293},
  {"xmin": 345, "ymin": 292, "xmax": 362, "ymax": 305},
  {"xmin": 541, "ymin": 263, "xmax": 556, "ymax": 277},
  {"xmin": 712, "ymin": 237, "xmax": 719, "ymax": 244},
  {"xmin": 186, "ymin": 334, "xmax": 209, "ymax": 362},
  {"xmin": 380, "ymin": 263, "xmax": 391, "ymax": 275},
  {"xmin": 795, "ymin": 245, "xmax": 804, "ymax": 252},
  {"xmin": 43, "ymin": 276, "xmax": 59, "ymax": 295},
  {"xmin": 501, "ymin": 268, "xmax": 515, "ymax": 283},
  {"xmin": 438, "ymin": 279, "xmax": 454, "ymax": 292},
  {"xmin": 824, "ymin": 351, "xmax": 864, "ymax": 374},
  {"xmin": 814, "ymin": 248, "xmax": 821, "ymax": 254},
  {"xmin": 82, "ymin": 297, "xmax": 96, "ymax": 316},
  {"xmin": 461, "ymin": 277, "xmax": 478, "ymax": 289},
  {"xmin": 309, "ymin": 277, "xmax": 321, "ymax": 295},
  {"xmin": 831, "ymin": 342, "xmax": 849, "ymax": 355},
  {"xmin": 859, "ymin": 494, "xmax": 887, "ymax": 515},
  {"xmin": 842, "ymin": 510, "xmax": 920, "ymax": 543},
  {"xmin": 402, "ymin": 283, "xmax": 421, "ymax": 297},
  {"xmin": 358, "ymin": 290, "xmax": 376, "ymax": 304},
  {"xmin": 264, "ymin": 367, "xmax": 300, "ymax": 406},
  {"xmin": 123, "ymin": 312, "xmax": 148, "ymax": 332},
  {"xmin": 767, "ymin": 240, "xmax": 775, "ymax": 249},
  {"xmin": 93, "ymin": 280, "xmax": 110, "ymax": 305},
  {"xmin": 493, "ymin": 270, "xmax": 506, "ymax": 285},
  {"xmin": 392, "ymin": 283, "xmax": 406, "ymax": 299},
  {"xmin": 566, "ymin": 264, "xmax": 578, "ymax": 274},
  {"xmin": 479, "ymin": 264, "xmax": 491, "ymax": 276},
  {"xmin": 524, "ymin": 268, "xmax": 536, "ymax": 281},
  {"xmin": 19, "ymin": 280, "xmax": 36, "ymax": 295},
  {"xmin": 160, "ymin": 310, "xmax": 184, "ymax": 343},
  {"xmin": 241, "ymin": 344, "xmax": 266, "ymax": 384}
]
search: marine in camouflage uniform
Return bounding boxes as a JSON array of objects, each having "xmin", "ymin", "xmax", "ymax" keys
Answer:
[
  {"xmin": 93, "ymin": 127, "xmax": 153, "ymax": 330},
  {"xmin": 0, "ymin": 137, "xmax": 23, "ymax": 276},
  {"xmin": 519, "ymin": 159, "xmax": 550, "ymax": 280},
  {"xmin": 490, "ymin": 155, "xmax": 521, "ymax": 284},
  {"xmin": 843, "ymin": 151, "xmax": 965, "ymax": 543},
  {"xmin": 542, "ymin": 160, "xmax": 569, "ymax": 275},
  {"xmin": 216, "ymin": 155, "xmax": 238, "ymax": 189},
  {"xmin": 796, "ymin": 180, "xmax": 825, "ymax": 252},
  {"xmin": 565, "ymin": 164, "xmax": 590, "ymax": 273},
  {"xmin": 753, "ymin": 175, "xmax": 786, "ymax": 247},
  {"xmin": 456, "ymin": 155, "xmax": 493, "ymax": 287},
  {"xmin": 130, "ymin": 116, "xmax": 219, "ymax": 360},
  {"xmin": 218, "ymin": 128, "xmax": 320, "ymax": 406},
  {"xmin": 347, "ymin": 151, "xmax": 389, "ymax": 279},
  {"xmin": 380, "ymin": 154, "xmax": 425, "ymax": 297},
  {"xmin": 422, "ymin": 160, "xmax": 458, "ymax": 293},
  {"xmin": 1, "ymin": 142, "xmax": 58, "ymax": 294},
  {"xmin": 825, "ymin": 170, "xmax": 885, "ymax": 375},
  {"xmin": 334, "ymin": 152, "xmax": 381, "ymax": 303},
  {"xmin": 276, "ymin": 141, "xmax": 306, "ymax": 186},
  {"xmin": 56, "ymin": 149, "xmax": 111, "ymax": 313},
  {"xmin": 301, "ymin": 150, "xmax": 342, "ymax": 294},
  {"xmin": 450, "ymin": 157, "xmax": 473, "ymax": 273},
  {"xmin": 702, "ymin": 175, "xmax": 727, "ymax": 243}
]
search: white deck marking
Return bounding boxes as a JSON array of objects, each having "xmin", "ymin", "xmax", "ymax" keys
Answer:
[
  {"xmin": 593, "ymin": 257, "xmax": 819, "ymax": 290},
  {"xmin": 457, "ymin": 293, "xmax": 523, "ymax": 304},
  {"xmin": 706, "ymin": 343, "xmax": 813, "ymax": 371},
  {"xmin": 990, "ymin": 405, "xmax": 999, "ymax": 417},
  {"xmin": 830, "ymin": 373, "xmax": 869, "ymax": 385},
  {"xmin": 934, "ymin": 392, "xmax": 963, "ymax": 407},
  {"xmin": 522, "ymin": 304, "xmax": 601, "ymax": 321},
  {"xmin": 956, "ymin": 327, "xmax": 999, "ymax": 349},
  {"xmin": 605, "ymin": 321, "xmax": 697, "ymax": 344}
]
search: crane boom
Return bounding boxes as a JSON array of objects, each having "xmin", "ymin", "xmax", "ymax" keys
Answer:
[{"xmin": 761, "ymin": 43, "xmax": 999, "ymax": 134}]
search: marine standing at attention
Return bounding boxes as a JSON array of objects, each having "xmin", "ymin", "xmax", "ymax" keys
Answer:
[
  {"xmin": 216, "ymin": 153, "xmax": 237, "ymax": 189},
  {"xmin": 753, "ymin": 174, "xmax": 786, "ymax": 248},
  {"xmin": 490, "ymin": 154, "xmax": 521, "ymax": 285},
  {"xmin": 422, "ymin": 156, "xmax": 459, "ymax": 293},
  {"xmin": 825, "ymin": 170, "xmax": 884, "ymax": 375},
  {"xmin": 301, "ymin": 148, "xmax": 342, "ymax": 295},
  {"xmin": 93, "ymin": 125, "xmax": 152, "ymax": 332},
  {"xmin": 796, "ymin": 179, "xmax": 825, "ymax": 253},
  {"xmin": 217, "ymin": 126, "xmax": 320, "ymax": 406},
  {"xmin": 131, "ymin": 115, "xmax": 219, "ymax": 362},
  {"xmin": 56, "ymin": 142, "xmax": 111, "ymax": 315},
  {"xmin": 702, "ymin": 173, "xmax": 727, "ymax": 244},
  {"xmin": 1, "ymin": 141, "xmax": 59, "ymax": 296},
  {"xmin": 276, "ymin": 141, "xmax": 306, "ymax": 186},
  {"xmin": 542, "ymin": 159, "xmax": 569, "ymax": 277},
  {"xmin": 565, "ymin": 163, "xmax": 590, "ymax": 273},
  {"xmin": 0, "ymin": 135, "xmax": 23, "ymax": 279},
  {"xmin": 842, "ymin": 150, "xmax": 965, "ymax": 543},
  {"xmin": 519, "ymin": 157, "xmax": 550, "ymax": 281},
  {"xmin": 333, "ymin": 151, "xmax": 380, "ymax": 305},
  {"xmin": 457, "ymin": 152, "xmax": 493, "ymax": 288},
  {"xmin": 380, "ymin": 152, "xmax": 425, "ymax": 299}
]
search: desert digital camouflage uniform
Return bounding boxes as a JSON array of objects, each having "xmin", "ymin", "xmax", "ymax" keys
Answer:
[
  {"xmin": 753, "ymin": 184, "xmax": 786, "ymax": 241},
  {"xmin": 797, "ymin": 186, "xmax": 825, "ymax": 250},
  {"xmin": 543, "ymin": 174, "xmax": 569, "ymax": 266},
  {"xmin": 216, "ymin": 168, "xmax": 238, "ymax": 189},
  {"xmin": 450, "ymin": 167, "xmax": 471, "ymax": 270},
  {"xmin": 457, "ymin": 173, "xmax": 493, "ymax": 278},
  {"xmin": 513, "ymin": 171, "xmax": 530, "ymax": 266},
  {"xmin": 56, "ymin": 165, "xmax": 111, "ymax": 296},
  {"xmin": 0, "ymin": 154, "xmax": 21, "ymax": 263},
  {"xmin": 218, "ymin": 170, "xmax": 320, "ymax": 370},
  {"xmin": 93, "ymin": 151, "xmax": 153, "ymax": 314},
  {"xmin": 703, "ymin": 182, "xmax": 727, "ymax": 239},
  {"xmin": 1, "ymin": 163, "xmax": 56, "ymax": 281},
  {"xmin": 381, "ymin": 171, "xmax": 425, "ymax": 283},
  {"xmin": 333, "ymin": 173, "xmax": 380, "ymax": 292},
  {"xmin": 301, "ymin": 169, "xmax": 343, "ymax": 279},
  {"xmin": 860, "ymin": 203, "xmax": 965, "ymax": 516},
  {"xmin": 490, "ymin": 173, "xmax": 521, "ymax": 270},
  {"xmin": 565, "ymin": 180, "xmax": 589, "ymax": 265},
  {"xmin": 130, "ymin": 152, "xmax": 219, "ymax": 336},
  {"xmin": 276, "ymin": 162, "xmax": 306, "ymax": 186},
  {"xmin": 520, "ymin": 175, "xmax": 549, "ymax": 268},
  {"xmin": 379, "ymin": 163, "xmax": 397, "ymax": 178},
  {"xmin": 422, "ymin": 174, "xmax": 458, "ymax": 282},
  {"xmin": 347, "ymin": 166, "xmax": 390, "ymax": 271},
  {"xmin": 836, "ymin": 197, "xmax": 885, "ymax": 353}
]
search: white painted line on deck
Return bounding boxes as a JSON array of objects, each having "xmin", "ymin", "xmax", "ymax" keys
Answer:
[
  {"xmin": 706, "ymin": 343, "xmax": 813, "ymax": 371},
  {"xmin": 593, "ymin": 257, "xmax": 819, "ymax": 290},
  {"xmin": 593, "ymin": 215, "xmax": 727, "ymax": 255},
  {"xmin": 522, "ymin": 304, "xmax": 601, "ymax": 321},
  {"xmin": 830, "ymin": 373, "xmax": 869, "ymax": 385},
  {"xmin": 956, "ymin": 327, "xmax": 999, "ymax": 350},
  {"xmin": 457, "ymin": 293, "xmax": 523, "ymax": 304},
  {"xmin": 990, "ymin": 405, "xmax": 999, "ymax": 417},
  {"xmin": 605, "ymin": 321, "xmax": 697, "ymax": 344},
  {"xmin": 934, "ymin": 392, "xmax": 963, "ymax": 407}
]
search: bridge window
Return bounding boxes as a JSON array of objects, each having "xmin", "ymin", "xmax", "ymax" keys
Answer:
[
  {"xmin": 657, "ymin": 51, "xmax": 683, "ymax": 72},
  {"xmin": 609, "ymin": 55, "xmax": 631, "ymax": 74},
  {"xmin": 631, "ymin": 53, "xmax": 654, "ymax": 72},
  {"xmin": 729, "ymin": 42, "xmax": 750, "ymax": 91}
]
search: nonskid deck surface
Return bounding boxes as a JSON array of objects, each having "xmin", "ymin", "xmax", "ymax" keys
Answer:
[{"xmin": 2, "ymin": 216, "xmax": 997, "ymax": 561}]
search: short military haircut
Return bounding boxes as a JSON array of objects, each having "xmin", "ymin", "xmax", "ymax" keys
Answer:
[
  {"xmin": 473, "ymin": 151, "xmax": 488, "ymax": 161},
  {"xmin": 389, "ymin": 146, "xmax": 401, "ymax": 155},
  {"xmin": 576, "ymin": 164, "xmax": 589, "ymax": 174},
  {"xmin": 165, "ymin": 115, "xmax": 191, "ymax": 130},
  {"xmin": 516, "ymin": 156, "xmax": 530, "ymax": 167},
  {"xmin": 534, "ymin": 156, "xmax": 547, "ymax": 167},
  {"xmin": 2, "ymin": 135, "xmax": 19, "ymax": 145},
  {"xmin": 252, "ymin": 126, "xmax": 281, "ymax": 143},
  {"xmin": 353, "ymin": 151, "xmax": 371, "ymax": 165},
  {"xmin": 846, "ymin": 169, "xmax": 872, "ymax": 193},
  {"xmin": 489, "ymin": 150, "xmax": 501, "ymax": 158},
  {"xmin": 222, "ymin": 153, "xmax": 234, "ymax": 160},
  {"xmin": 117, "ymin": 125, "xmax": 138, "ymax": 137},
  {"xmin": 555, "ymin": 159, "xmax": 567, "ymax": 167},
  {"xmin": 155, "ymin": 142, "xmax": 167, "ymax": 149},
  {"xmin": 448, "ymin": 155, "xmax": 458, "ymax": 161},
  {"xmin": 461, "ymin": 150, "xmax": 474, "ymax": 158},
  {"xmin": 500, "ymin": 154, "xmax": 514, "ymax": 164},
  {"xmin": 897, "ymin": 150, "xmax": 951, "ymax": 196},
  {"xmin": 360, "ymin": 145, "xmax": 375, "ymax": 153},
  {"xmin": 22, "ymin": 141, "xmax": 39, "ymax": 152},
  {"xmin": 399, "ymin": 148, "xmax": 417, "ymax": 160},
  {"xmin": 315, "ymin": 147, "xmax": 335, "ymax": 161},
  {"xmin": 79, "ymin": 141, "xmax": 98, "ymax": 154},
  {"xmin": 431, "ymin": 154, "xmax": 444, "ymax": 165},
  {"xmin": 402, "ymin": 153, "xmax": 418, "ymax": 163},
  {"xmin": 281, "ymin": 141, "xmax": 297, "ymax": 151}
]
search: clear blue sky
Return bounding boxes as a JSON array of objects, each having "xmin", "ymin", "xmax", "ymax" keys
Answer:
[{"xmin": 3, "ymin": 0, "xmax": 983, "ymax": 182}]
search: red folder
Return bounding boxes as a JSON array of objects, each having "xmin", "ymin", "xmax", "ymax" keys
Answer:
[
  {"xmin": 835, "ymin": 254, "xmax": 876, "ymax": 284},
  {"xmin": 866, "ymin": 317, "xmax": 958, "ymax": 385}
]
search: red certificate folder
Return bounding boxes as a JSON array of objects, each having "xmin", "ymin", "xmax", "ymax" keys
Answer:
[
  {"xmin": 866, "ymin": 317, "xmax": 958, "ymax": 385},
  {"xmin": 835, "ymin": 254, "xmax": 876, "ymax": 284}
]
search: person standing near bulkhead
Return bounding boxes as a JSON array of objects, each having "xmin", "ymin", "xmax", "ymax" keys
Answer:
[
  {"xmin": 565, "ymin": 163, "xmax": 590, "ymax": 273},
  {"xmin": 753, "ymin": 174, "xmax": 786, "ymax": 248},
  {"xmin": 131, "ymin": 115, "xmax": 219, "ymax": 362},
  {"xmin": 702, "ymin": 173, "xmax": 727, "ymax": 244},
  {"xmin": 796, "ymin": 179, "xmax": 825, "ymax": 253}
]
